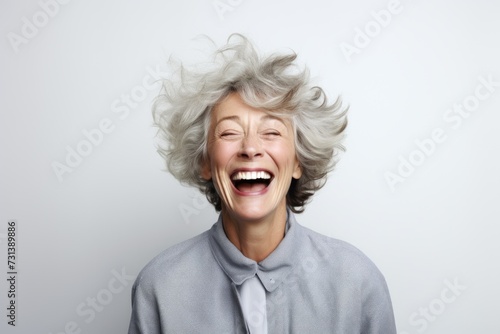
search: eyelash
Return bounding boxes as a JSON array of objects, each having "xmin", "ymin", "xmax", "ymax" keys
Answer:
[
  {"xmin": 219, "ymin": 130, "xmax": 281, "ymax": 138},
  {"xmin": 264, "ymin": 132, "xmax": 279, "ymax": 137},
  {"xmin": 263, "ymin": 129, "xmax": 281, "ymax": 136},
  {"xmin": 220, "ymin": 131, "xmax": 239, "ymax": 137}
]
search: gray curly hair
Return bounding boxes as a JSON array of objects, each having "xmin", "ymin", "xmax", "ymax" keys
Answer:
[{"xmin": 153, "ymin": 34, "xmax": 347, "ymax": 213}]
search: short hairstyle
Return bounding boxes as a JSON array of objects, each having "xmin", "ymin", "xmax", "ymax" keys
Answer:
[{"xmin": 153, "ymin": 34, "xmax": 347, "ymax": 213}]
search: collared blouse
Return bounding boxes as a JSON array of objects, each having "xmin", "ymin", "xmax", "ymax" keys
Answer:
[{"xmin": 128, "ymin": 212, "xmax": 397, "ymax": 333}]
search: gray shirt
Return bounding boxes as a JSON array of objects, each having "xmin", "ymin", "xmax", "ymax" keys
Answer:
[{"xmin": 128, "ymin": 212, "xmax": 397, "ymax": 333}]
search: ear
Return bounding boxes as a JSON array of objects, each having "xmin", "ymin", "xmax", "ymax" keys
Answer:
[
  {"xmin": 200, "ymin": 156, "xmax": 212, "ymax": 181},
  {"xmin": 292, "ymin": 158, "xmax": 302, "ymax": 179}
]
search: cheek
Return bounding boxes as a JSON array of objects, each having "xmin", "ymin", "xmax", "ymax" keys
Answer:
[
  {"xmin": 274, "ymin": 143, "xmax": 297, "ymax": 166},
  {"xmin": 210, "ymin": 142, "xmax": 237, "ymax": 170}
]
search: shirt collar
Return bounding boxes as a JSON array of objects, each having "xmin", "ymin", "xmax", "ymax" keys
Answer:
[{"xmin": 208, "ymin": 210, "xmax": 303, "ymax": 292}]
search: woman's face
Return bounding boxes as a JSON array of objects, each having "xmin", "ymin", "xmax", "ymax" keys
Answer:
[{"xmin": 201, "ymin": 92, "xmax": 302, "ymax": 223}]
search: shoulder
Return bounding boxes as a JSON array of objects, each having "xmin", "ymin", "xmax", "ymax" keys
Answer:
[
  {"xmin": 298, "ymin": 223, "xmax": 388, "ymax": 288},
  {"xmin": 297, "ymin": 223, "xmax": 395, "ymax": 323},
  {"xmin": 132, "ymin": 229, "xmax": 212, "ymax": 291}
]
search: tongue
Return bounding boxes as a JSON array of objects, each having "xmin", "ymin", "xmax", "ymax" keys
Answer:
[{"xmin": 237, "ymin": 182, "xmax": 267, "ymax": 193}]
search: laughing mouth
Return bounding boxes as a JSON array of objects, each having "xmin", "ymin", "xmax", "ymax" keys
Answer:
[{"xmin": 231, "ymin": 170, "xmax": 273, "ymax": 193}]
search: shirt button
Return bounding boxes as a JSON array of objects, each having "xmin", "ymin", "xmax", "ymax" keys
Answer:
[{"xmin": 270, "ymin": 278, "xmax": 275, "ymax": 284}]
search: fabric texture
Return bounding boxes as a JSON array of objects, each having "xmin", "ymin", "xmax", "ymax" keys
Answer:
[{"xmin": 128, "ymin": 212, "xmax": 397, "ymax": 333}]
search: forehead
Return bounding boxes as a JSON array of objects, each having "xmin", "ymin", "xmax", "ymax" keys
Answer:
[
  {"xmin": 211, "ymin": 92, "xmax": 289, "ymax": 125},
  {"xmin": 212, "ymin": 92, "xmax": 262, "ymax": 118}
]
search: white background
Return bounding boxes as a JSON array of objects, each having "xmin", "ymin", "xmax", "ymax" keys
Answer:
[{"xmin": 1, "ymin": 0, "xmax": 499, "ymax": 333}]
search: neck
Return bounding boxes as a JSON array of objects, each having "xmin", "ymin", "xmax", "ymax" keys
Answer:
[{"xmin": 221, "ymin": 205, "xmax": 288, "ymax": 263}]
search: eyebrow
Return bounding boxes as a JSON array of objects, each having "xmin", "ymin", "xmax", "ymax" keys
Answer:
[
  {"xmin": 215, "ymin": 114, "xmax": 287, "ymax": 127},
  {"xmin": 215, "ymin": 115, "xmax": 240, "ymax": 127},
  {"xmin": 262, "ymin": 114, "xmax": 287, "ymax": 126}
]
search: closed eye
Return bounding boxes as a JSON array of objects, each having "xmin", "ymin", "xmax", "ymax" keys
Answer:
[
  {"xmin": 262, "ymin": 131, "xmax": 281, "ymax": 138},
  {"xmin": 220, "ymin": 131, "xmax": 241, "ymax": 139}
]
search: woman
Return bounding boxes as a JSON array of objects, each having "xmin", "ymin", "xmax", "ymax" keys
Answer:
[{"xmin": 128, "ymin": 34, "xmax": 396, "ymax": 333}]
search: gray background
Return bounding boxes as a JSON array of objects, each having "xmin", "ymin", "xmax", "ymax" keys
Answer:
[{"xmin": 1, "ymin": 0, "xmax": 499, "ymax": 333}]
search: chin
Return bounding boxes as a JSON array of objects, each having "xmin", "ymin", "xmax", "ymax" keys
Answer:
[{"xmin": 223, "ymin": 197, "xmax": 286, "ymax": 223}]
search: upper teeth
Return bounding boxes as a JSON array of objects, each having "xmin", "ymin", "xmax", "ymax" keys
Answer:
[{"xmin": 232, "ymin": 171, "xmax": 271, "ymax": 181}]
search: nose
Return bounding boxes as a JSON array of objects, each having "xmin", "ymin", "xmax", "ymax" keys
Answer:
[{"xmin": 238, "ymin": 133, "xmax": 263, "ymax": 159}]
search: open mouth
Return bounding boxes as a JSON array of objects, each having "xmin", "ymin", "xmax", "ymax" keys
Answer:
[{"xmin": 231, "ymin": 170, "xmax": 273, "ymax": 193}]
